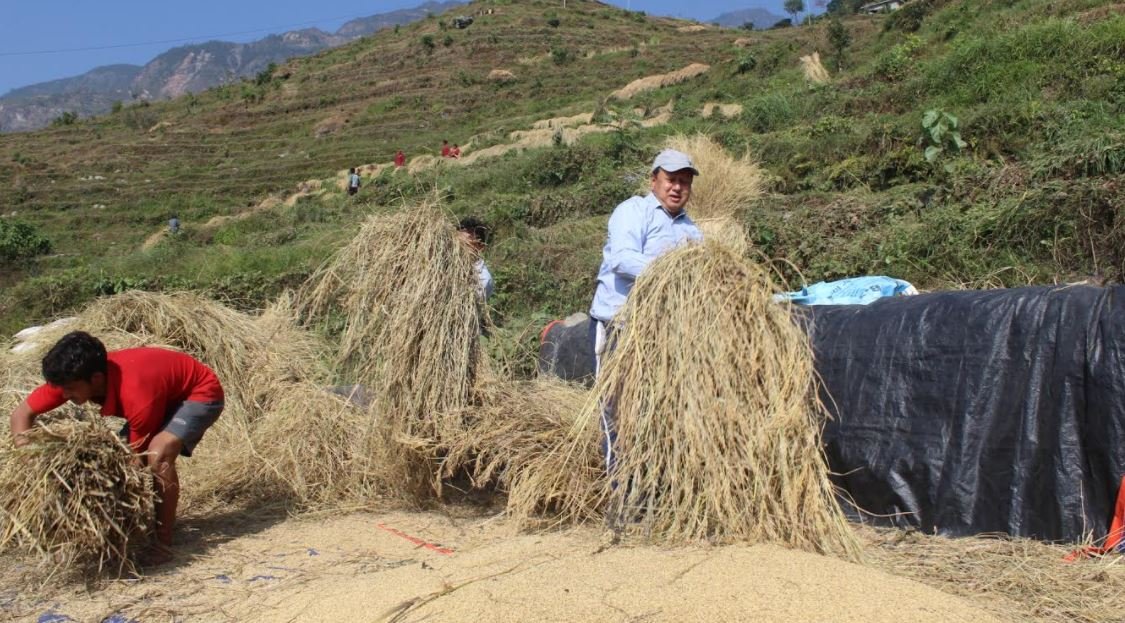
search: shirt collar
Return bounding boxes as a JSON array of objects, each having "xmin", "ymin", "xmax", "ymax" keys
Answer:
[{"xmin": 644, "ymin": 192, "xmax": 689, "ymax": 220}]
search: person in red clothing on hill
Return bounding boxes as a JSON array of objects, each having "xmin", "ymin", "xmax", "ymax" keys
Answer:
[
  {"xmin": 8, "ymin": 331, "xmax": 225, "ymax": 565},
  {"xmin": 441, "ymin": 139, "xmax": 451, "ymax": 158},
  {"xmin": 394, "ymin": 149, "xmax": 406, "ymax": 168}
]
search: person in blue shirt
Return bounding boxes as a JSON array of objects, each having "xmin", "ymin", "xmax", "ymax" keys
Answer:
[
  {"xmin": 588, "ymin": 149, "xmax": 702, "ymax": 477},
  {"xmin": 457, "ymin": 216, "xmax": 494, "ymax": 300},
  {"xmin": 347, "ymin": 168, "xmax": 361, "ymax": 196},
  {"xmin": 589, "ymin": 149, "xmax": 702, "ymax": 373}
]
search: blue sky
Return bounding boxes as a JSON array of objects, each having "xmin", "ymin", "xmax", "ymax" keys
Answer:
[{"xmin": 0, "ymin": 1, "xmax": 819, "ymax": 95}]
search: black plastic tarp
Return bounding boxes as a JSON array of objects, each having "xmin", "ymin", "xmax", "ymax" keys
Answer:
[
  {"xmin": 538, "ymin": 313, "xmax": 596, "ymax": 388},
  {"xmin": 804, "ymin": 285, "xmax": 1125, "ymax": 542}
]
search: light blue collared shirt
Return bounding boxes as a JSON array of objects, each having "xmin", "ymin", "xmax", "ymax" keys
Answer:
[
  {"xmin": 476, "ymin": 259, "xmax": 494, "ymax": 300},
  {"xmin": 589, "ymin": 192, "xmax": 702, "ymax": 322}
]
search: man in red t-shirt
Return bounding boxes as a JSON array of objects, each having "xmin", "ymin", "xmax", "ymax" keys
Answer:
[
  {"xmin": 394, "ymin": 149, "xmax": 406, "ymax": 168},
  {"xmin": 9, "ymin": 331, "xmax": 224, "ymax": 565},
  {"xmin": 441, "ymin": 139, "xmax": 451, "ymax": 158}
]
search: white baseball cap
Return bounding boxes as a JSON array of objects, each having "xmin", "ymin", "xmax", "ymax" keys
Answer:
[{"xmin": 651, "ymin": 149, "xmax": 700, "ymax": 176}]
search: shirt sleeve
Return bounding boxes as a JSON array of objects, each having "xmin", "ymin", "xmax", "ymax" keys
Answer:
[
  {"xmin": 26, "ymin": 384, "xmax": 66, "ymax": 414},
  {"xmin": 479, "ymin": 262, "xmax": 495, "ymax": 300},
  {"xmin": 606, "ymin": 204, "xmax": 651, "ymax": 279}
]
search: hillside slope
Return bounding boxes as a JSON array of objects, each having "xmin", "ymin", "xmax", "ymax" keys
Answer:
[{"xmin": 0, "ymin": 0, "xmax": 1122, "ymax": 344}]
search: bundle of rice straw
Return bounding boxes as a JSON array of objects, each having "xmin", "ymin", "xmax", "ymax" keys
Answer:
[
  {"xmin": 438, "ymin": 378, "xmax": 589, "ymax": 495},
  {"xmin": 800, "ymin": 51, "xmax": 831, "ymax": 84},
  {"xmin": 0, "ymin": 412, "xmax": 154, "ymax": 575},
  {"xmin": 297, "ymin": 200, "xmax": 485, "ymax": 498},
  {"xmin": 511, "ymin": 241, "xmax": 860, "ymax": 558},
  {"xmin": 298, "ymin": 200, "xmax": 484, "ymax": 442},
  {"xmin": 190, "ymin": 382, "xmax": 373, "ymax": 506},
  {"xmin": 185, "ymin": 292, "xmax": 365, "ymax": 504}
]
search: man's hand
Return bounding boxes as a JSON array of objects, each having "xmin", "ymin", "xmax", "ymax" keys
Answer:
[{"xmin": 9, "ymin": 400, "xmax": 37, "ymax": 448}]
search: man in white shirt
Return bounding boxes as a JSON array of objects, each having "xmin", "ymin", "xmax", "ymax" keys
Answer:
[{"xmin": 588, "ymin": 149, "xmax": 702, "ymax": 474}]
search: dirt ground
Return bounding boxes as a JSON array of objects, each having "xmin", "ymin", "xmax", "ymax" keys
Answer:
[{"xmin": 1, "ymin": 508, "xmax": 1002, "ymax": 623}]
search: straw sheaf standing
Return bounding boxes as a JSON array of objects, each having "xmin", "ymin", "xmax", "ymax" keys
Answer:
[
  {"xmin": 296, "ymin": 202, "xmax": 487, "ymax": 499},
  {"xmin": 511, "ymin": 241, "xmax": 860, "ymax": 559}
]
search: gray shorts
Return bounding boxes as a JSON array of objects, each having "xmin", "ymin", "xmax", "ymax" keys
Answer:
[
  {"xmin": 163, "ymin": 401, "xmax": 224, "ymax": 457},
  {"xmin": 119, "ymin": 400, "xmax": 224, "ymax": 457}
]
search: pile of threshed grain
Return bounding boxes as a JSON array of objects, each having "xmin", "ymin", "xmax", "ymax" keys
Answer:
[
  {"xmin": 296, "ymin": 201, "xmax": 486, "ymax": 499},
  {"xmin": 509, "ymin": 241, "xmax": 860, "ymax": 558},
  {"xmin": 0, "ymin": 412, "xmax": 154, "ymax": 575}
]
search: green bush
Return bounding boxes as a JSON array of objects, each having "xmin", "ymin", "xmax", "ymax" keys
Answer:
[
  {"xmin": 0, "ymin": 220, "xmax": 51, "ymax": 263},
  {"xmin": 884, "ymin": 0, "xmax": 943, "ymax": 33},
  {"xmin": 734, "ymin": 51, "xmax": 757, "ymax": 75},
  {"xmin": 551, "ymin": 47, "xmax": 573, "ymax": 65},
  {"xmin": 874, "ymin": 36, "xmax": 922, "ymax": 82},
  {"xmin": 50, "ymin": 111, "xmax": 78, "ymax": 127}
]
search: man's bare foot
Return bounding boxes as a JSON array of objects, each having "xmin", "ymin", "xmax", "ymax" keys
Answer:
[{"xmin": 137, "ymin": 542, "xmax": 175, "ymax": 567}]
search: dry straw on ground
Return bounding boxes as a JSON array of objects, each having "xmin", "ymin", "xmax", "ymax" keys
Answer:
[
  {"xmin": 510, "ymin": 241, "xmax": 860, "ymax": 558},
  {"xmin": 0, "ymin": 412, "xmax": 154, "ymax": 575},
  {"xmin": 611, "ymin": 63, "xmax": 710, "ymax": 100},
  {"xmin": 439, "ymin": 378, "xmax": 589, "ymax": 495},
  {"xmin": 662, "ymin": 134, "xmax": 764, "ymax": 220},
  {"xmin": 800, "ymin": 51, "xmax": 831, "ymax": 84},
  {"xmin": 487, "ymin": 69, "xmax": 516, "ymax": 83},
  {"xmin": 531, "ymin": 112, "xmax": 593, "ymax": 130},
  {"xmin": 72, "ymin": 291, "xmax": 328, "ymax": 415},
  {"xmin": 700, "ymin": 102, "xmax": 743, "ymax": 119},
  {"xmin": 862, "ymin": 526, "xmax": 1125, "ymax": 623}
]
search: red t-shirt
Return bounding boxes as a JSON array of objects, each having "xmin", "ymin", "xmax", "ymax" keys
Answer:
[
  {"xmin": 26, "ymin": 347, "xmax": 224, "ymax": 450},
  {"xmin": 441, "ymin": 145, "xmax": 451, "ymax": 157}
]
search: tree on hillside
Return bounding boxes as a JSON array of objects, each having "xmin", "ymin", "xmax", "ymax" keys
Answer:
[
  {"xmin": 784, "ymin": 0, "xmax": 806, "ymax": 25},
  {"xmin": 827, "ymin": 17, "xmax": 851, "ymax": 70},
  {"xmin": 741, "ymin": 21, "xmax": 755, "ymax": 31}
]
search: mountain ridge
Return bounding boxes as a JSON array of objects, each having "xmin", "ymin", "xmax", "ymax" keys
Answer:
[{"xmin": 0, "ymin": 0, "xmax": 464, "ymax": 132}]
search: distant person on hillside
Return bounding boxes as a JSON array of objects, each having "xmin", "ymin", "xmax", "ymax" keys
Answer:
[
  {"xmin": 168, "ymin": 215, "xmax": 181, "ymax": 235},
  {"xmin": 441, "ymin": 139, "xmax": 452, "ymax": 158},
  {"xmin": 347, "ymin": 168, "xmax": 361, "ymax": 196},
  {"xmin": 450, "ymin": 144, "xmax": 462, "ymax": 159},
  {"xmin": 458, "ymin": 216, "xmax": 493, "ymax": 300},
  {"xmin": 8, "ymin": 331, "xmax": 225, "ymax": 566},
  {"xmin": 394, "ymin": 150, "xmax": 406, "ymax": 169}
]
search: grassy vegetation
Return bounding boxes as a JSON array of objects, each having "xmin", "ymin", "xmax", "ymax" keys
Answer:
[{"xmin": 0, "ymin": 0, "xmax": 1122, "ymax": 369}]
